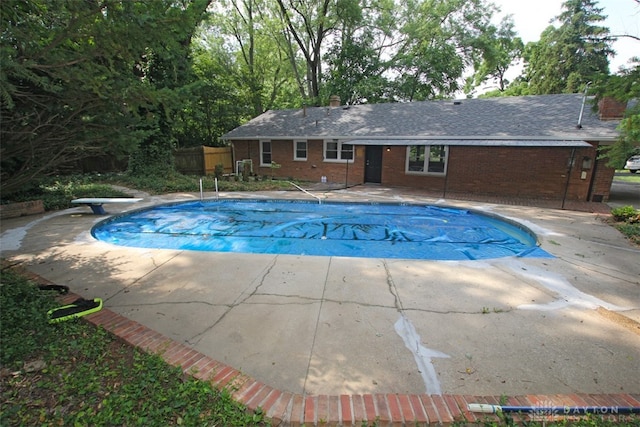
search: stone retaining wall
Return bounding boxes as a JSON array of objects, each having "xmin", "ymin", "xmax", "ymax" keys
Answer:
[{"xmin": 0, "ymin": 200, "xmax": 45, "ymax": 219}]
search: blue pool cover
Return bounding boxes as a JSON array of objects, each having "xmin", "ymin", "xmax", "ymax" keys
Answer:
[{"xmin": 92, "ymin": 199, "xmax": 553, "ymax": 261}]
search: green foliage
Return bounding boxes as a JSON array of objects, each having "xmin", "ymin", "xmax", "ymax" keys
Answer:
[
  {"xmin": 520, "ymin": 0, "xmax": 612, "ymax": 95},
  {"xmin": 0, "ymin": 270, "xmax": 268, "ymax": 426},
  {"xmin": 610, "ymin": 205, "xmax": 640, "ymax": 245},
  {"xmin": 611, "ymin": 205, "xmax": 640, "ymax": 222},
  {"xmin": 202, "ymin": 0, "xmax": 506, "ymax": 107},
  {"xmin": 214, "ymin": 163, "xmax": 225, "ymax": 178},
  {"xmin": 391, "ymin": 0, "xmax": 496, "ymax": 101},
  {"xmin": 2, "ymin": 175, "xmax": 130, "ymax": 210},
  {"xmin": 615, "ymin": 222, "xmax": 640, "ymax": 245},
  {"xmin": 100, "ymin": 172, "xmax": 301, "ymax": 195},
  {"xmin": 3, "ymin": 173, "xmax": 307, "ymax": 211},
  {"xmin": 595, "ymin": 62, "xmax": 640, "ymax": 168},
  {"xmin": 0, "ymin": 270, "xmax": 57, "ymax": 366},
  {"xmin": 465, "ymin": 17, "xmax": 524, "ymax": 95},
  {"xmin": 613, "ymin": 172, "xmax": 640, "ymax": 183},
  {"xmin": 323, "ymin": 25, "xmax": 391, "ymax": 105},
  {"xmin": 0, "ymin": 0, "xmax": 213, "ymax": 193}
]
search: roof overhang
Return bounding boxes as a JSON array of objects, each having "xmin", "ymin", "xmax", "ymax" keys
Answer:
[{"xmin": 348, "ymin": 139, "xmax": 593, "ymax": 147}]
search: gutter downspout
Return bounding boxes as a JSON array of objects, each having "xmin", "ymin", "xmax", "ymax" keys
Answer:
[
  {"xmin": 587, "ymin": 149, "xmax": 599, "ymax": 201},
  {"xmin": 562, "ymin": 148, "xmax": 576, "ymax": 209}
]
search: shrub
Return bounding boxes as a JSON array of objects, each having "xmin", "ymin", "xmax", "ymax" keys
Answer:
[
  {"xmin": 611, "ymin": 205, "xmax": 640, "ymax": 223},
  {"xmin": 214, "ymin": 163, "xmax": 224, "ymax": 179},
  {"xmin": 615, "ymin": 222, "xmax": 640, "ymax": 245}
]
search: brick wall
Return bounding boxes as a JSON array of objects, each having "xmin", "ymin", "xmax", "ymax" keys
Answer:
[
  {"xmin": 598, "ymin": 97, "xmax": 627, "ymax": 120},
  {"xmin": 232, "ymin": 140, "xmax": 611, "ymax": 202},
  {"xmin": 589, "ymin": 157, "xmax": 615, "ymax": 202},
  {"xmin": 446, "ymin": 146, "xmax": 594, "ymax": 199},
  {"xmin": 381, "ymin": 146, "xmax": 447, "ymax": 192},
  {"xmin": 232, "ymin": 140, "xmax": 364, "ymax": 186}
]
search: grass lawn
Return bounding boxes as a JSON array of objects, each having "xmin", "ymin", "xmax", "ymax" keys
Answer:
[
  {"xmin": 0, "ymin": 268, "xmax": 268, "ymax": 426},
  {"xmin": 614, "ymin": 170, "xmax": 640, "ymax": 183}
]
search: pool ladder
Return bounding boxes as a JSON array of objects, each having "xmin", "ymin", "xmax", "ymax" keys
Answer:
[
  {"xmin": 200, "ymin": 178, "xmax": 220, "ymax": 201},
  {"xmin": 288, "ymin": 182, "xmax": 322, "ymax": 204}
]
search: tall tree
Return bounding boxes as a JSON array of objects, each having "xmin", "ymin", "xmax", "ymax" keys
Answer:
[
  {"xmin": 522, "ymin": 0, "xmax": 613, "ymax": 94},
  {"xmin": 390, "ymin": 0, "xmax": 497, "ymax": 101},
  {"xmin": 0, "ymin": 0, "xmax": 212, "ymax": 194},
  {"xmin": 596, "ymin": 60, "xmax": 640, "ymax": 168},
  {"xmin": 275, "ymin": 0, "xmax": 350, "ymax": 105},
  {"xmin": 1, "ymin": 0, "xmax": 143, "ymax": 194},
  {"xmin": 465, "ymin": 17, "xmax": 524, "ymax": 95},
  {"xmin": 126, "ymin": 0, "xmax": 214, "ymax": 176},
  {"xmin": 205, "ymin": 0, "xmax": 298, "ymax": 115},
  {"xmin": 322, "ymin": 0, "xmax": 396, "ymax": 104},
  {"xmin": 172, "ymin": 33, "xmax": 254, "ymax": 147}
]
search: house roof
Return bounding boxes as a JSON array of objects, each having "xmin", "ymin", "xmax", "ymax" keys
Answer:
[{"xmin": 221, "ymin": 94, "xmax": 621, "ymax": 145}]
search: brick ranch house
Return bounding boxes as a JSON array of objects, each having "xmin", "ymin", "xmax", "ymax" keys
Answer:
[{"xmin": 222, "ymin": 94, "xmax": 627, "ymax": 203}]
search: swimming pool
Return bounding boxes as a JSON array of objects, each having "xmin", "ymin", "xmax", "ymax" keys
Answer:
[{"xmin": 91, "ymin": 199, "xmax": 552, "ymax": 260}]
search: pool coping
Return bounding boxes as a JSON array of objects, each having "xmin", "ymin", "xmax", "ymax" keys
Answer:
[{"xmin": 26, "ymin": 267, "xmax": 638, "ymax": 426}]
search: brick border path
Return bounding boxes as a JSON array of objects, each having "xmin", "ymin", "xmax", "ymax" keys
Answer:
[{"xmin": 41, "ymin": 284, "xmax": 636, "ymax": 426}]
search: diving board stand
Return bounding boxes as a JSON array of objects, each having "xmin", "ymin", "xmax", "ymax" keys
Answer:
[{"xmin": 71, "ymin": 198, "xmax": 143, "ymax": 215}]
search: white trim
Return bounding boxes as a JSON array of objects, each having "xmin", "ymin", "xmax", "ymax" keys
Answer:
[
  {"xmin": 405, "ymin": 145, "xmax": 448, "ymax": 176},
  {"xmin": 259, "ymin": 140, "xmax": 272, "ymax": 167},
  {"xmin": 293, "ymin": 140, "xmax": 308, "ymax": 161},
  {"xmin": 323, "ymin": 139, "xmax": 354, "ymax": 163}
]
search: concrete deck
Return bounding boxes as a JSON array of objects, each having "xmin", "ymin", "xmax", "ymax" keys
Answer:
[{"xmin": 1, "ymin": 185, "xmax": 639, "ymax": 425}]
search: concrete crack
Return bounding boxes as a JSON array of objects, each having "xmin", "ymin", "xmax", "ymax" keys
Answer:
[
  {"xmin": 384, "ymin": 260, "xmax": 450, "ymax": 395},
  {"xmin": 186, "ymin": 255, "xmax": 280, "ymax": 346},
  {"xmin": 103, "ymin": 251, "xmax": 184, "ymax": 304},
  {"xmin": 383, "ymin": 260, "xmax": 404, "ymax": 312},
  {"xmin": 302, "ymin": 257, "xmax": 332, "ymax": 394}
]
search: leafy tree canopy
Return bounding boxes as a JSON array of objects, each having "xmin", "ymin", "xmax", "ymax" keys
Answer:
[
  {"xmin": 1, "ymin": 0, "xmax": 211, "ymax": 195},
  {"xmin": 521, "ymin": 0, "xmax": 613, "ymax": 95},
  {"xmin": 595, "ymin": 60, "xmax": 640, "ymax": 167}
]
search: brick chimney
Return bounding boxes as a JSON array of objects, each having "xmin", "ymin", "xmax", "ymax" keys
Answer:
[
  {"xmin": 329, "ymin": 95, "xmax": 341, "ymax": 107},
  {"xmin": 598, "ymin": 97, "xmax": 627, "ymax": 120}
]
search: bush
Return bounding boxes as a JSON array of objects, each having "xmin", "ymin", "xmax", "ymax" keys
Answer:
[
  {"xmin": 610, "ymin": 205, "xmax": 640, "ymax": 245},
  {"xmin": 611, "ymin": 205, "xmax": 640, "ymax": 222},
  {"xmin": 615, "ymin": 222, "xmax": 640, "ymax": 245},
  {"xmin": 2, "ymin": 175, "xmax": 130, "ymax": 210}
]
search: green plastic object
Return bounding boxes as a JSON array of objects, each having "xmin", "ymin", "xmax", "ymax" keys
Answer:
[{"xmin": 47, "ymin": 298, "xmax": 103, "ymax": 323}]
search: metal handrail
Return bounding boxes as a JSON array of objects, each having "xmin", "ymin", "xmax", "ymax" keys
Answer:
[{"xmin": 288, "ymin": 182, "xmax": 322, "ymax": 204}]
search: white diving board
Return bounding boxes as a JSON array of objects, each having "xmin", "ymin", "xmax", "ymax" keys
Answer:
[{"xmin": 71, "ymin": 198, "xmax": 143, "ymax": 215}]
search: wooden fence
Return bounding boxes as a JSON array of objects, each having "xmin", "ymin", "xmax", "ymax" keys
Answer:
[{"xmin": 174, "ymin": 146, "xmax": 233, "ymax": 176}]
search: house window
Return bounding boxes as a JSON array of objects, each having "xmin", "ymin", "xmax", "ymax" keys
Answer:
[
  {"xmin": 324, "ymin": 140, "xmax": 354, "ymax": 162},
  {"xmin": 294, "ymin": 140, "xmax": 307, "ymax": 161},
  {"xmin": 260, "ymin": 140, "xmax": 272, "ymax": 166},
  {"xmin": 406, "ymin": 145, "xmax": 447, "ymax": 174}
]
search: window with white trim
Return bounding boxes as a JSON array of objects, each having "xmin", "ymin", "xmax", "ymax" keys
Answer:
[
  {"xmin": 294, "ymin": 140, "xmax": 307, "ymax": 161},
  {"xmin": 406, "ymin": 145, "xmax": 447, "ymax": 174},
  {"xmin": 260, "ymin": 140, "xmax": 272, "ymax": 166},
  {"xmin": 324, "ymin": 140, "xmax": 354, "ymax": 162}
]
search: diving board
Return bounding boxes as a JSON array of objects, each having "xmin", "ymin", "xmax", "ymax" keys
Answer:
[{"xmin": 71, "ymin": 198, "xmax": 143, "ymax": 215}]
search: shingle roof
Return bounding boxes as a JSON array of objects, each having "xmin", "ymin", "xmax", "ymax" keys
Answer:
[{"xmin": 222, "ymin": 94, "xmax": 620, "ymax": 142}]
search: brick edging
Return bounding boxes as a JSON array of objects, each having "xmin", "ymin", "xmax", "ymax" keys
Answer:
[{"xmin": 72, "ymin": 297, "xmax": 637, "ymax": 426}]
